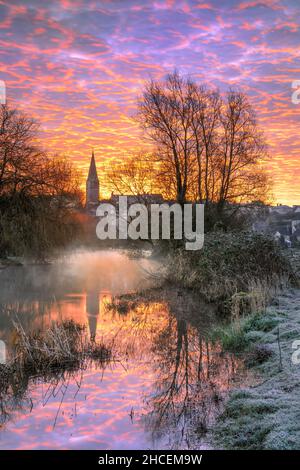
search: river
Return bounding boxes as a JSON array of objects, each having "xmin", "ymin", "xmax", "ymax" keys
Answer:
[{"xmin": 0, "ymin": 250, "xmax": 243, "ymax": 450}]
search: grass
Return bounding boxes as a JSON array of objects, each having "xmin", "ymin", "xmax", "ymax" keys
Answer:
[
  {"xmin": 211, "ymin": 290, "xmax": 300, "ymax": 449},
  {"xmin": 209, "ymin": 311, "xmax": 280, "ymax": 353},
  {"xmin": 0, "ymin": 320, "xmax": 112, "ymax": 398},
  {"xmin": 11, "ymin": 319, "xmax": 112, "ymax": 372}
]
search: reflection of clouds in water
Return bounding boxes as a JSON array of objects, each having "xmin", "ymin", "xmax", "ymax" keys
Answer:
[
  {"xmin": 0, "ymin": 251, "xmax": 244, "ymax": 450},
  {"xmin": 0, "ymin": 364, "xmax": 155, "ymax": 450},
  {"xmin": 143, "ymin": 318, "xmax": 241, "ymax": 449}
]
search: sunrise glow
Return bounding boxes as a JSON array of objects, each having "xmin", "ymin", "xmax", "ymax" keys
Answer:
[{"xmin": 1, "ymin": 0, "xmax": 300, "ymax": 203}]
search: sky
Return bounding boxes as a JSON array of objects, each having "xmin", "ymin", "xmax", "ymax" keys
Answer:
[{"xmin": 0, "ymin": 0, "xmax": 300, "ymax": 204}]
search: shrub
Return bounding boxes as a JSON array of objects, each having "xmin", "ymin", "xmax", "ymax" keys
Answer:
[{"xmin": 165, "ymin": 231, "xmax": 295, "ymax": 308}]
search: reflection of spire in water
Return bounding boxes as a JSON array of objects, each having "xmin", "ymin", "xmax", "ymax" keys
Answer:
[
  {"xmin": 85, "ymin": 290, "xmax": 111, "ymax": 341},
  {"xmin": 86, "ymin": 290, "xmax": 99, "ymax": 341}
]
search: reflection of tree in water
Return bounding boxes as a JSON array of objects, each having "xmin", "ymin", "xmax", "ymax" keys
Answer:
[
  {"xmin": 0, "ymin": 357, "xmax": 113, "ymax": 431},
  {"xmin": 0, "ymin": 367, "xmax": 79, "ymax": 430},
  {"xmin": 141, "ymin": 297, "xmax": 241, "ymax": 449},
  {"xmin": 0, "ymin": 266, "xmax": 244, "ymax": 449},
  {"xmin": 104, "ymin": 287, "xmax": 242, "ymax": 448}
]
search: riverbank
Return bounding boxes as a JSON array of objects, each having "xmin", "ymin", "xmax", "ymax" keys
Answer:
[
  {"xmin": 164, "ymin": 231, "xmax": 295, "ymax": 310},
  {"xmin": 160, "ymin": 235, "xmax": 299, "ymax": 449},
  {"xmin": 211, "ymin": 288, "xmax": 300, "ymax": 449}
]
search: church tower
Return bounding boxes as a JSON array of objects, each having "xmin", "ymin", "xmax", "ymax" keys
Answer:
[{"xmin": 86, "ymin": 150, "xmax": 99, "ymax": 208}]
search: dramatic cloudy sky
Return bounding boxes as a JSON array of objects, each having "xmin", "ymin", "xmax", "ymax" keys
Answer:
[{"xmin": 0, "ymin": 0, "xmax": 300, "ymax": 203}]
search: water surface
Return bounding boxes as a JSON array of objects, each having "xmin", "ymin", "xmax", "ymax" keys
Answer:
[{"xmin": 0, "ymin": 250, "xmax": 242, "ymax": 449}]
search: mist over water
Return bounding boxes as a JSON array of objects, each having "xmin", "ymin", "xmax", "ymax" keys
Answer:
[
  {"xmin": 0, "ymin": 250, "xmax": 243, "ymax": 450},
  {"xmin": 0, "ymin": 250, "xmax": 155, "ymax": 335}
]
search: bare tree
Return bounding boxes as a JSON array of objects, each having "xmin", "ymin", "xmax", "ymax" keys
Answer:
[
  {"xmin": 0, "ymin": 104, "xmax": 41, "ymax": 195},
  {"xmin": 137, "ymin": 72, "xmax": 270, "ymax": 212},
  {"xmin": 137, "ymin": 72, "xmax": 197, "ymax": 204},
  {"xmin": 105, "ymin": 152, "xmax": 160, "ymax": 200},
  {"xmin": 216, "ymin": 90, "xmax": 268, "ymax": 210},
  {"xmin": 188, "ymin": 83, "xmax": 221, "ymax": 203},
  {"xmin": 0, "ymin": 104, "xmax": 83, "ymax": 258},
  {"xmin": 0, "ymin": 104, "xmax": 82, "ymax": 201}
]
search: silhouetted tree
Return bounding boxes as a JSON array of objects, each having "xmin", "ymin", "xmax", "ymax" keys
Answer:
[
  {"xmin": 0, "ymin": 104, "xmax": 83, "ymax": 259},
  {"xmin": 137, "ymin": 72, "xmax": 269, "ymax": 210}
]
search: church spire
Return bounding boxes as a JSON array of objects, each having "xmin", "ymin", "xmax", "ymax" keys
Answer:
[
  {"xmin": 87, "ymin": 149, "xmax": 99, "ymax": 181},
  {"xmin": 86, "ymin": 150, "xmax": 99, "ymax": 207}
]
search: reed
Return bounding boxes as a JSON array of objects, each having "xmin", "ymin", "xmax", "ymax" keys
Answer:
[{"xmin": 0, "ymin": 319, "xmax": 112, "ymax": 395}]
